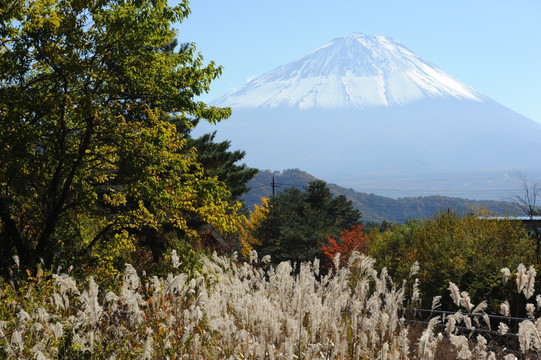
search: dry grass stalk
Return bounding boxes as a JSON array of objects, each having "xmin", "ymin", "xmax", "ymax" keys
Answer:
[{"xmin": 0, "ymin": 253, "xmax": 540, "ymax": 359}]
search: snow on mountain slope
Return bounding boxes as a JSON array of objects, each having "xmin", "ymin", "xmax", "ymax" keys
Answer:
[{"xmin": 212, "ymin": 33, "xmax": 483, "ymax": 109}]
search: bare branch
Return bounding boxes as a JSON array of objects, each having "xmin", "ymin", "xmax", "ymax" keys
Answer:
[{"xmin": 512, "ymin": 174, "xmax": 541, "ymax": 218}]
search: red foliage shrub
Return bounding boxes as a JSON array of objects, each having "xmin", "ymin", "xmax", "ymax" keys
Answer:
[{"xmin": 321, "ymin": 224, "xmax": 368, "ymax": 270}]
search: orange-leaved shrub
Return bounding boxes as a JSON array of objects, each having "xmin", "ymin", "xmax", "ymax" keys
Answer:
[{"xmin": 321, "ymin": 224, "xmax": 368, "ymax": 270}]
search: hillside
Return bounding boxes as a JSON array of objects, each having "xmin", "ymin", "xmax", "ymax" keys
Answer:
[{"xmin": 244, "ymin": 169, "xmax": 519, "ymax": 223}]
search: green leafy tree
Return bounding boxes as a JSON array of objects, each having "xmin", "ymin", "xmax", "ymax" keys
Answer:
[
  {"xmin": 368, "ymin": 209, "xmax": 535, "ymax": 310},
  {"xmin": 0, "ymin": 0, "xmax": 240, "ymax": 273},
  {"xmin": 253, "ymin": 180, "xmax": 361, "ymax": 265},
  {"xmin": 158, "ymin": 38, "xmax": 258, "ymax": 206}
]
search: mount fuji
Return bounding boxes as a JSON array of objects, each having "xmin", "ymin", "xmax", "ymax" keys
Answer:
[
  {"xmin": 199, "ymin": 33, "xmax": 541, "ymax": 200},
  {"xmin": 214, "ymin": 33, "xmax": 483, "ymax": 109}
]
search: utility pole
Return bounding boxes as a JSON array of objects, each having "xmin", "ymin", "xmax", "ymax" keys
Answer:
[{"xmin": 270, "ymin": 176, "xmax": 282, "ymax": 196}]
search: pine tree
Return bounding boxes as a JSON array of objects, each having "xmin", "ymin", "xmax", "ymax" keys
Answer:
[
  {"xmin": 188, "ymin": 131, "xmax": 258, "ymax": 203},
  {"xmin": 253, "ymin": 180, "xmax": 361, "ymax": 264}
]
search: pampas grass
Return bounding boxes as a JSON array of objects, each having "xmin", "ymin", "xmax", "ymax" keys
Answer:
[{"xmin": 0, "ymin": 252, "xmax": 540, "ymax": 359}]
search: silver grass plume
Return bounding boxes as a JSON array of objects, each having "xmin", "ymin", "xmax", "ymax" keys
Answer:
[
  {"xmin": 473, "ymin": 300, "xmax": 487, "ymax": 314},
  {"xmin": 411, "ymin": 278, "xmax": 420, "ymax": 305},
  {"xmin": 399, "ymin": 327, "xmax": 410, "ymax": 358},
  {"xmin": 526, "ymin": 303, "xmax": 536, "ymax": 318},
  {"xmin": 52, "ymin": 273, "xmax": 79, "ymax": 311},
  {"xmin": 524, "ymin": 265, "xmax": 536, "ymax": 300},
  {"xmin": 431, "ymin": 296, "xmax": 442, "ymax": 310},
  {"xmin": 446, "ymin": 311, "xmax": 463, "ymax": 336},
  {"xmin": 518, "ymin": 318, "xmax": 541, "ymax": 353},
  {"xmin": 120, "ymin": 264, "xmax": 145, "ymax": 325},
  {"xmin": 249, "ymin": 249, "xmax": 258, "ymax": 264},
  {"xmin": 78, "ymin": 277, "xmax": 103, "ymax": 327},
  {"xmin": 446, "ymin": 316, "xmax": 457, "ymax": 336},
  {"xmin": 498, "ymin": 322, "xmax": 509, "ymax": 335},
  {"xmin": 418, "ymin": 317, "xmax": 440, "ymax": 360},
  {"xmin": 463, "ymin": 316, "xmax": 474, "ymax": 331},
  {"xmin": 460, "ymin": 291, "xmax": 474, "ymax": 313},
  {"xmin": 483, "ymin": 313, "xmax": 492, "ymax": 331},
  {"xmin": 171, "ymin": 249, "xmax": 180, "ymax": 269},
  {"xmin": 10, "ymin": 329, "xmax": 22, "ymax": 352},
  {"xmin": 500, "ymin": 267, "xmax": 511, "ymax": 285},
  {"xmin": 473, "ymin": 334, "xmax": 492, "ymax": 360},
  {"xmin": 333, "ymin": 252, "xmax": 341, "ymax": 271},
  {"xmin": 500, "ymin": 300, "xmax": 510, "ymax": 317},
  {"xmin": 516, "ymin": 263, "xmax": 528, "ymax": 294},
  {"xmin": 409, "ymin": 261, "xmax": 420, "ymax": 278},
  {"xmin": 448, "ymin": 282, "xmax": 461, "ymax": 307},
  {"xmin": 450, "ymin": 334, "xmax": 472, "ymax": 359},
  {"xmin": 140, "ymin": 327, "xmax": 154, "ymax": 359}
]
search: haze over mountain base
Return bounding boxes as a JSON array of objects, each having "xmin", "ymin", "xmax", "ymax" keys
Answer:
[
  {"xmin": 244, "ymin": 169, "xmax": 520, "ymax": 223},
  {"xmin": 201, "ymin": 33, "xmax": 541, "ymax": 200},
  {"xmin": 196, "ymin": 98, "xmax": 541, "ymax": 200}
]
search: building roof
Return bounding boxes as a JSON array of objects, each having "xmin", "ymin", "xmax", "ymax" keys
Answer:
[{"xmin": 481, "ymin": 216, "xmax": 541, "ymax": 221}]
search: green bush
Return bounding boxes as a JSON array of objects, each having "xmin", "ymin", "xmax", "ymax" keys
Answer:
[{"xmin": 368, "ymin": 209, "xmax": 535, "ymax": 310}]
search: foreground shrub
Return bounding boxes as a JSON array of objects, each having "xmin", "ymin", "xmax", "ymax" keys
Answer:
[{"xmin": 368, "ymin": 209, "xmax": 535, "ymax": 310}]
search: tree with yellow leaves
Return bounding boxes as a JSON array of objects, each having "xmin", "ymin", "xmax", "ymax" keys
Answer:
[
  {"xmin": 0, "ymin": 0, "xmax": 243, "ymax": 273},
  {"xmin": 237, "ymin": 197, "xmax": 270, "ymax": 258}
]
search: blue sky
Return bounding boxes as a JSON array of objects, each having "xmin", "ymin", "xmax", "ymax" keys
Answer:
[{"xmin": 178, "ymin": 0, "xmax": 541, "ymax": 124}]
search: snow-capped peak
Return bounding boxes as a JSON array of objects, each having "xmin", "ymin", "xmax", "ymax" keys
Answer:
[{"xmin": 212, "ymin": 33, "xmax": 483, "ymax": 109}]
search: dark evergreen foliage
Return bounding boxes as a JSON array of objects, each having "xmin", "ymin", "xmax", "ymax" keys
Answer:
[
  {"xmin": 253, "ymin": 180, "xmax": 361, "ymax": 264},
  {"xmin": 188, "ymin": 131, "xmax": 258, "ymax": 203}
]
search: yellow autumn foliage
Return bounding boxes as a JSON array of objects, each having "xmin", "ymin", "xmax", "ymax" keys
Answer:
[{"xmin": 237, "ymin": 197, "xmax": 270, "ymax": 258}]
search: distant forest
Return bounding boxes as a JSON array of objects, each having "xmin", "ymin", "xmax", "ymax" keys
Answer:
[{"xmin": 244, "ymin": 169, "xmax": 520, "ymax": 223}]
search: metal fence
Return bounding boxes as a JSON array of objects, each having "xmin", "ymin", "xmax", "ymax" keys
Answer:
[{"xmin": 403, "ymin": 307, "xmax": 537, "ymax": 359}]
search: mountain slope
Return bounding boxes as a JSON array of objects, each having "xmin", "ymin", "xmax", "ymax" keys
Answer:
[{"xmin": 244, "ymin": 169, "xmax": 518, "ymax": 223}]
